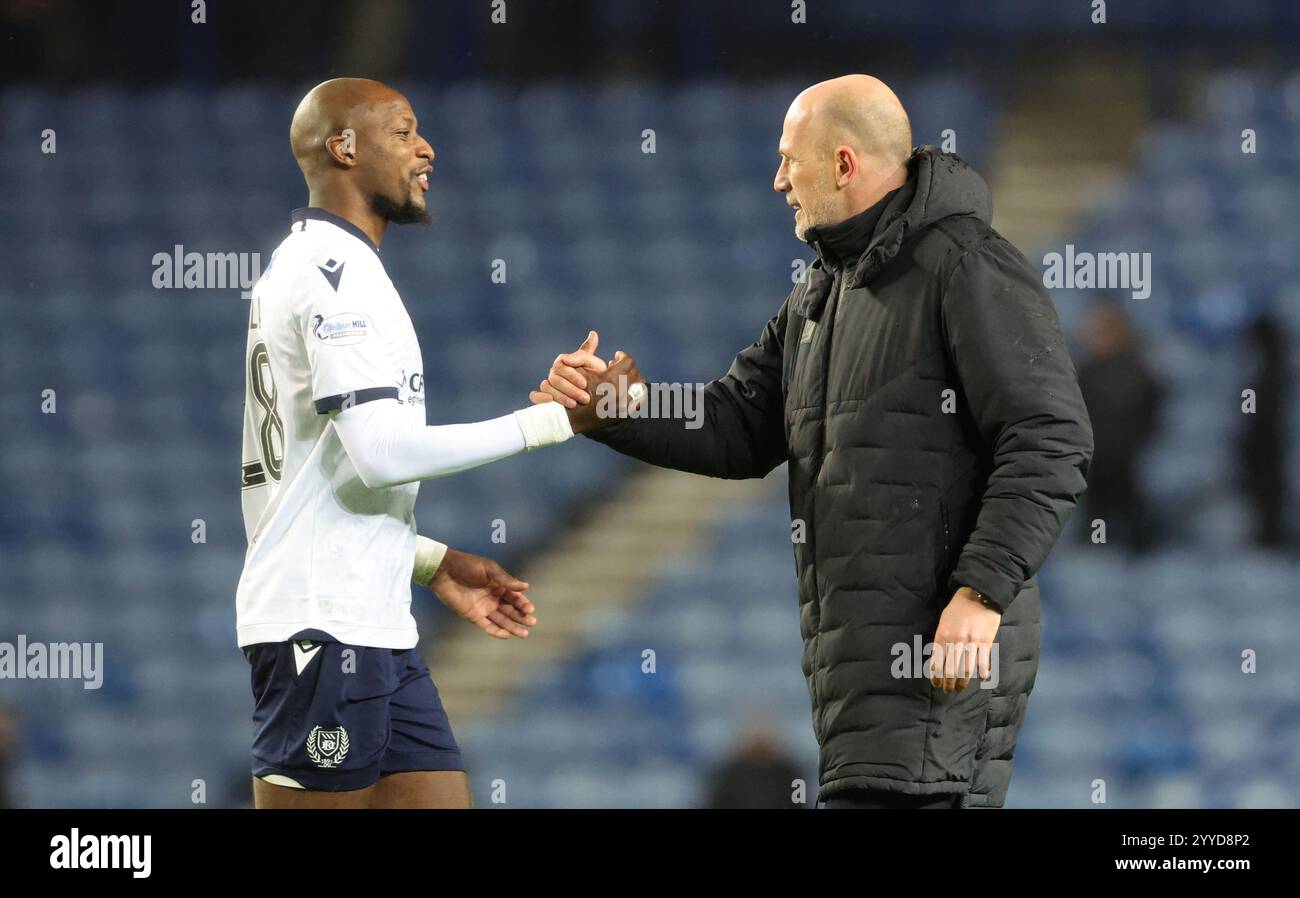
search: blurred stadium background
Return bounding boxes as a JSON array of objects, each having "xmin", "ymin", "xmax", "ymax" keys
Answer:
[{"xmin": 0, "ymin": 0, "xmax": 1297, "ymax": 808}]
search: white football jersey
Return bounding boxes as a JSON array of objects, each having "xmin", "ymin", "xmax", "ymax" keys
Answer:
[{"xmin": 236, "ymin": 208, "xmax": 426, "ymax": 649}]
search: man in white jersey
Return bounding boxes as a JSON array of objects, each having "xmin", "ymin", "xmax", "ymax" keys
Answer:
[{"xmin": 237, "ymin": 78, "xmax": 642, "ymax": 808}]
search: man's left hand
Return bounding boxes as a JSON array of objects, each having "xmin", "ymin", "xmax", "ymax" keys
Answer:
[
  {"xmin": 928, "ymin": 587, "xmax": 1001, "ymax": 693},
  {"xmin": 424, "ymin": 549, "xmax": 537, "ymax": 639}
]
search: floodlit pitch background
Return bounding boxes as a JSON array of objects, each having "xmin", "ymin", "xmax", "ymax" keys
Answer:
[{"xmin": 0, "ymin": 0, "xmax": 1297, "ymax": 808}]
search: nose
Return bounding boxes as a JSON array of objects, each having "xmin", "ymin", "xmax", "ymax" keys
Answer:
[
  {"xmin": 417, "ymin": 137, "xmax": 434, "ymax": 162},
  {"xmin": 773, "ymin": 160, "xmax": 790, "ymax": 194}
]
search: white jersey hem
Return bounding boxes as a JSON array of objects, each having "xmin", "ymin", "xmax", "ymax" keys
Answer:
[{"xmin": 237, "ymin": 620, "xmax": 419, "ymax": 650}]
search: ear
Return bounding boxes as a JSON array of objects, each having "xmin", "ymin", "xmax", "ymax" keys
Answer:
[
  {"xmin": 324, "ymin": 127, "xmax": 358, "ymax": 168},
  {"xmin": 835, "ymin": 145, "xmax": 857, "ymax": 187}
]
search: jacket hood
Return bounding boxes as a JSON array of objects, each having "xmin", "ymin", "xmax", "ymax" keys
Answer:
[{"xmin": 848, "ymin": 145, "xmax": 992, "ymax": 287}]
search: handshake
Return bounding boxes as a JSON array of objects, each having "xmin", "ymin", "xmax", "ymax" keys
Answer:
[{"xmin": 529, "ymin": 330, "xmax": 646, "ymax": 434}]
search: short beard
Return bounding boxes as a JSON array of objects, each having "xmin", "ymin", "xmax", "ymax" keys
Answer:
[
  {"xmin": 370, "ymin": 192, "xmax": 431, "ymax": 226},
  {"xmin": 795, "ymin": 194, "xmax": 838, "ymax": 242},
  {"xmin": 795, "ymin": 213, "xmax": 814, "ymax": 242},
  {"xmin": 794, "ymin": 181, "xmax": 837, "ymax": 242},
  {"xmin": 795, "ymin": 210, "xmax": 821, "ymax": 242}
]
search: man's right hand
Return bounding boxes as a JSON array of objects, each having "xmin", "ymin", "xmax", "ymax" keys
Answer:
[
  {"xmin": 530, "ymin": 330, "xmax": 646, "ymax": 433},
  {"xmin": 530, "ymin": 330, "xmax": 606, "ymax": 408}
]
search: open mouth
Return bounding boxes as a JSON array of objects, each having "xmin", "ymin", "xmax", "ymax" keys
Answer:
[{"xmin": 414, "ymin": 170, "xmax": 430, "ymax": 192}]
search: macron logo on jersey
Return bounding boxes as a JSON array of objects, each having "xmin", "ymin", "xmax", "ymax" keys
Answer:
[
  {"xmin": 293, "ymin": 640, "xmax": 323, "ymax": 675},
  {"xmin": 317, "ymin": 258, "xmax": 345, "ymax": 291}
]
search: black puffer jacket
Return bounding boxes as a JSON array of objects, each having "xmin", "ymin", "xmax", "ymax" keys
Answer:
[{"xmin": 590, "ymin": 147, "xmax": 1092, "ymax": 806}]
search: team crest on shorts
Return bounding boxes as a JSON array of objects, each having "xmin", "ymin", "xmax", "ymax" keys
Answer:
[{"xmin": 306, "ymin": 725, "xmax": 350, "ymax": 768}]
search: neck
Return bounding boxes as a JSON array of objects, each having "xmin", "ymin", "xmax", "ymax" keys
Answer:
[
  {"xmin": 838, "ymin": 162, "xmax": 909, "ymax": 224},
  {"xmin": 805, "ymin": 168, "xmax": 910, "ymax": 269},
  {"xmin": 307, "ymin": 186, "xmax": 387, "ymax": 248}
]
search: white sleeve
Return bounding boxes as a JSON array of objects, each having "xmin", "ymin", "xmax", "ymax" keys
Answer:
[
  {"xmin": 412, "ymin": 535, "xmax": 449, "ymax": 584},
  {"xmin": 333, "ymin": 398, "xmax": 574, "ymax": 489},
  {"xmin": 301, "ymin": 277, "xmax": 402, "ymax": 415}
]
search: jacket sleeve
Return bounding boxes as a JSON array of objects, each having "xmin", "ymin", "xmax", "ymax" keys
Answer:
[
  {"xmin": 585, "ymin": 299, "xmax": 790, "ymax": 480},
  {"xmin": 941, "ymin": 239, "xmax": 1094, "ymax": 612}
]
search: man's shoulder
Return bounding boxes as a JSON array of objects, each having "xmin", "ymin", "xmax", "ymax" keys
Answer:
[
  {"xmin": 277, "ymin": 227, "xmax": 386, "ymax": 286},
  {"xmin": 263, "ymin": 228, "xmax": 397, "ymax": 316},
  {"xmin": 915, "ymin": 212, "xmax": 999, "ymax": 255},
  {"xmin": 912, "ymin": 215, "xmax": 1034, "ymax": 282}
]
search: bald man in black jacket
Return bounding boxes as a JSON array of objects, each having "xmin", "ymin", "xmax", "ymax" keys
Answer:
[{"xmin": 533, "ymin": 75, "xmax": 1092, "ymax": 808}]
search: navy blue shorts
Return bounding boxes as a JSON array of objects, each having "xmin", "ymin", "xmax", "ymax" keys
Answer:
[{"xmin": 243, "ymin": 632, "xmax": 463, "ymax": 792}]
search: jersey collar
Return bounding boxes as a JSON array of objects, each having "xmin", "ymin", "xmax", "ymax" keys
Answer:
[{"xmin": 290, "ymin": 207, "xmax": 380, "ymax": 255}]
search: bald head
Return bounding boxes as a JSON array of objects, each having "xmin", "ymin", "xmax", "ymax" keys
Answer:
[
  {"xmin": 795, "ymin": 75, "xmax": 912, "ymax": 168},
  {"xmin": 290, "ymin": 77, "xmax": 407, "ymax": 175},
  {"xmin": 288, "ymin": 77, "xmax": 435, "ymax": 237},
  {"xmin": 774, "ymin": 75, "xmax": 913, "ymax": 241}
]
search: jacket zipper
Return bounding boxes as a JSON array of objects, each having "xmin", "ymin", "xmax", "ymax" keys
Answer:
[
  {"xmin": 808, "ymin": 271, "xmax": 849, "ymax": 745},
  {"xmin": 832, "ymin": 269, "xmax": 849, "ymax": 327}
]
